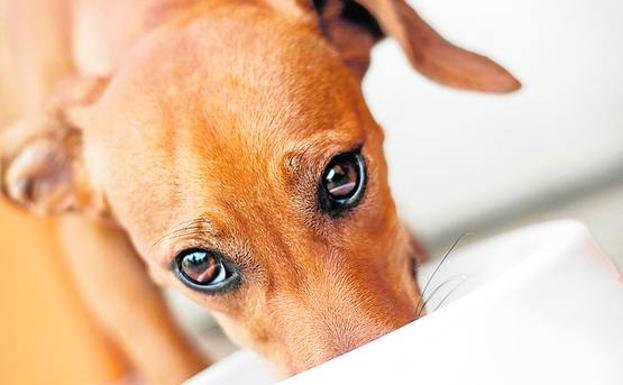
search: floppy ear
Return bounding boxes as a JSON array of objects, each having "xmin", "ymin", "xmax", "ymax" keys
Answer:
[
  {"xmin": 273, "ymin": 0, "xmax": 520, "ymax": 92},
  {"xmin": 0, "ymin": 76, "xmax": 108, "ymax": 216}
]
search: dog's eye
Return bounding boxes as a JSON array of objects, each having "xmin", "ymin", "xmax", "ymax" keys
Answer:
[
  {"xmin": 174, "ymin": 249, "xmax": 240, "ymax": 293},
  {"xmin": 319, "ymin": 150, "xmax": 366, "ymax": 216}
]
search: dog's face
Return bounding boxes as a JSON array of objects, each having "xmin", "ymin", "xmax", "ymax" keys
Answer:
[
  {"xmin": 1, "ymin": 0, "xmax": 519, "ymax": 375},
  {"xmin": 76, "ymin": 7, "xmax": 418, "ymax": 373}
]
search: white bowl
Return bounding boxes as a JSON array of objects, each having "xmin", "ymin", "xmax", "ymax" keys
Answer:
[{"xmin": 185, "ymin": 220, "xmax": 623, "ymax": 385}]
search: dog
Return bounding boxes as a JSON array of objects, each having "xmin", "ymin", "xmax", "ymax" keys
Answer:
[{"xmin": 0, "ymin": 0, "xmax": 519, "ymax": 383}]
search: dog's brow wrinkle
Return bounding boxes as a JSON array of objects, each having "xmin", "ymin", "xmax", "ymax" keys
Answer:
[
  {"xmin": 150, "ymin": 218, "xmax": 215, "ymax": 248},
  {"xmin": 156, "ymin": 228, "xmax": 213, "ymax": 246}
]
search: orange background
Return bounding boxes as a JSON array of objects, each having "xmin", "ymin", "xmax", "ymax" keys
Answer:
[{"xmin": 0, "ymin": 201, "xmax": 125, "ymax": 385}]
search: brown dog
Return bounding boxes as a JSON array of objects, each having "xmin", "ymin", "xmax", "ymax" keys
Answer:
[{"xmin": 0, "ymin": 0, "xmax": 519, "ymax": 383}]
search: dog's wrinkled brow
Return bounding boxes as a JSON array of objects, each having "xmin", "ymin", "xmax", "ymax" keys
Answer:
[
  {"xmin": 157, "ymin": 218, "xmax": 216, "ymax": 244},
  {"xmin": 284, "ymin": 130, "xmax": 364, "ymax": 163},
  {"xmin": 151, "ymin": 218, "xmax": 217, "ymax": 259}
]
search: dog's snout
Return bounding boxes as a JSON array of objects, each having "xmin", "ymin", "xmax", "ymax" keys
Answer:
[
  {"xmin": 269, "ymin": 267, "xmax": 420, "ymax": 375},
  {"xmin": 279, "ymin": 304, "xmax": 416, "ymax": 374},
  {"xmin": 319, "ymin": 313, "xmax": 409, "ymax": 360}
]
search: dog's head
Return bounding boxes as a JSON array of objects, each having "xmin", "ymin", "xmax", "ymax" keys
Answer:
[{"xmin": 0, "ymin": 0, "xmax": 518, "ymax": 375}]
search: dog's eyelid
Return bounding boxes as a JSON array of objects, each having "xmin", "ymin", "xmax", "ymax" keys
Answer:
[
  {"xmin": 159, "ymin": 237, "xmax": 251, "ymax": 274},
  {"xmin": 285, "ymin": 138, "xmax": 365, "ymax": 166},
  {"xmin": 152, "ymin": 217, "xmax": 219, "ymax": 268},
  {"xmin": 321, "ymin": 143, "xmax": 363, "ymax": 164}
]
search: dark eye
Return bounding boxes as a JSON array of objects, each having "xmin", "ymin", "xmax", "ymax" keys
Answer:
[
  {"xmin": 319, "ymin": 150, "xmax": 366, "ymax": 216},
  {"xmin": 174, "ymin": 249, "xmax": 240, "ymax": 293}
]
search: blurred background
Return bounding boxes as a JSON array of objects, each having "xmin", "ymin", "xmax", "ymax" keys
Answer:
[
  {"xmin": 1, "ymin": 0, "xmax": 621, "ymax": 384},
  {"xmin": 374, "ymin": 0, "xmax": 623, "ymax": 256}
]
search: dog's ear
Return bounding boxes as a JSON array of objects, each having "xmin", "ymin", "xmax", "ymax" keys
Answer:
[
  {"xmin": 271, "ymin": 0, "xmax": 520, "ymax": 92},
  {"xmin": 0, "ymin": 76, "xmax": 109, "ymax": 217}
]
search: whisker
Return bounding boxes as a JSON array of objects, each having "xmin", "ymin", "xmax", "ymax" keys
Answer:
[
  {"xmin": 418, "ymin": 233, "xmax": 472, "ymax": 300},
  {"xmin": 432, "ymin": 276, "xmax": 469, "ymax": 312},
  {"xmin": 417, "ymin": 275, "xmax": 467, "ymax": 318}
]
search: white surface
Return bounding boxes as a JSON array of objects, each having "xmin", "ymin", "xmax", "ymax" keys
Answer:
[
  {"xmin": 364, "ymin": 0, "xmax": 623, "ymax": 238},
  {"xmin": 184, "ymin": 349, "xmax": 276, "ymax": 385},
  {"xmin": 184, "ymin": 220, "xmax": 623, "ymax": 385}
]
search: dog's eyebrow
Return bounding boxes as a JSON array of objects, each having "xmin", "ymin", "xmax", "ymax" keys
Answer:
[
  {"xmin": 151, "ymin": 218, "xmax": 217, "ymax": 249},
  {"xmin": 285, "ymin": 130, "xmax": 364, "ymax": 162}
]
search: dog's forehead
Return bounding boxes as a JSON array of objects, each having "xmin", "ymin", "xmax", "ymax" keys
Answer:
[
  {"xmin": 97, "ymin": 6, "xmax": 362, "ymax": 143},
  {"xmin": 88, "ymin": 7, "xmax": 368, "ymax": 248}
]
